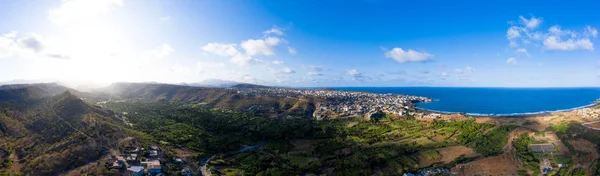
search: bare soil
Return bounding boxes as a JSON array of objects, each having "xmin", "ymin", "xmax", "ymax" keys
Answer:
[
  {"xmin": 451, "ymin": 148, "xmax": 519, "ymax": 176},
  {"xmin": 418, "ymin": 145, "xmax": 481, "ymax": 168},
  {"xmin": 451, "ymin": 127, "xmax": 529, "ymax": 176},
  {"xmin": 567, "ymin": 139, "xmax": 599, "ymax": 163}
]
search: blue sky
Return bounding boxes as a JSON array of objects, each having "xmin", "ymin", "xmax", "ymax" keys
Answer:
[{"xmin": 0, "ymin": 0, "xmax": 599, "ymax": 87}]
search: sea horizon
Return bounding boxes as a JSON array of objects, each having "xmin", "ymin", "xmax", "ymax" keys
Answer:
[{"xmin": 327, "ymin": 87, "xmax": 600, "ymax": 116}]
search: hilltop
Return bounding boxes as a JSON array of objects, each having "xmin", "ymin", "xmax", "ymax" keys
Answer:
[{"xmin": 0, "ymin": 84, "xmax": 145, "ymax": 175}]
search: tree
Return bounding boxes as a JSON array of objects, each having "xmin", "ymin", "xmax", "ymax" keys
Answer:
[{"xmin": 0, "ymin": 158, "xmax": 12, "ymax": 168}]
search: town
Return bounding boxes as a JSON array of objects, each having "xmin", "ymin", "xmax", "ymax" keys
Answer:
[{"xmin": 233, "ymin": 87, "xmax": 432, "ymax": 119}]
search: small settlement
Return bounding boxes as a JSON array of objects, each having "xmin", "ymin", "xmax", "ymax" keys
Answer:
[{"xmin": 105, "ymin": 144, "xmax": 194, "ymax": 176}]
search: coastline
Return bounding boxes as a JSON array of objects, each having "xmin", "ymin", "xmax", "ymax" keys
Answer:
[{"xmin": 414, "ymin": 101, "xmax": 599, "ymax": 118}]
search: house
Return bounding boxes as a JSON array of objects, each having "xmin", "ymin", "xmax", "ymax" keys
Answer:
[
  {"xmin": 149, "ymin": 150, "xmax": 158, "ymax": 157},
  {"xmin": 530, "ymin": 144, "xmax": 556, "ymax": 153},
  {"xmin": 127, "ymin": 166, "xmax": 144, "ymax": 176},
  {"xmin": 125, "ymin": 147, "xmax": 139, "ymax": 153},
  {"xmin": 112, "ymin": 156, "xmax": 126, "ymax": 169},
  {"xmin": 181, "ymin": 167, "xmax": 193, "ymax": 176},
  {"xmin": 126, "ymin": 154, "xmax": 138, "ymax": 163},
  {"xmin": 174, "ymin": 158, "xmax": 183, "ymax": 164},
  {"xmin": 146, "ymin": 160, "xmax": 162, "ymax": 174}
]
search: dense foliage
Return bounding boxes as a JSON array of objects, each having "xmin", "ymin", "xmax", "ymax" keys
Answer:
[
  {"xmin": 102, "ymin": 101, "xmax": 514, "ymax": 175},
  {"xmin": 513, "ymin": 133, "xmax": 540, "ymax": 176}
]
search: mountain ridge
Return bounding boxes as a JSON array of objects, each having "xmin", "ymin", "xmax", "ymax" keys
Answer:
[{"xmin": 0, "ymin": 86, "xmax": 143, "ymax": 175}]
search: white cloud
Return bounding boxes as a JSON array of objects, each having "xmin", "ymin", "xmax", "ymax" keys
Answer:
[
  {"xmin": 307, "ymin": 65, "xmax": 325, "ymax": 72},
  {"xmin": 2, "ymin": 31, "xmax": 17, "ymax": 38},
  {"xmin": 155, "ymin": 43, "xmax": 174, "ymax": 57},
  {"xmin": 507, "ymin": 57, "xmax": 517, "ymax": 65},
  {"xmin": 585, "ymin": 26, "xmax": 598, "ymax": 37},
  {"xmin": 347, "ymin": 68, "xmax": 367, "ymax": 81},
  {"xmin": 263, "ymin": 26, "xmax": 284, "ymax": 36},
  {"xmin": 308, "ymin": 72, "xmax": 323, "ymax": 76},
  {"xmin": 46, "ymin": 53, "xmax": 70, "ymax": 59},
  {"xmin": 230, "ymin": 54, "xmax": 254, "ymax": 65},
  {"xmin": 269, "ymin": 67, "xmax": 295, "ymax": 75},
  {"xmin": 280, "ymin": 67, "xmax": 295, "ymax": 74},
  {"xmin": 507, "ymin": 26, "xmax": 521, "ymax": 39},
  {"xmin": 160, "ymin": 16, "xmax": 171, "ymax": 22},
  {"xmin": 515, "ymin": 48, "xmax": 529, "ymax": 56},
  {"xmin": 384, "ymin": 48, "xmax": 433, "ymax": 63},
  {"xmin": 241, "ymin": 37, "xmax": 282, "ymax": 56},
  {"xmin": 196, "ymin": 61, "xmax": 225, "ymax": 73},
  {"xmin": 48, "ymin": 0, "xmax": 124, "ymax": 26},
  {"xmin": 202, "ymin": 43, "xmax": 240, "ymax": 57},
  {"xmin": 508, "ymin": 16, "xmax": 597, "ymax": 51},
  {"xmin": 17, "ymin": 34, "xmax": 44, "ymax": 53},
  {"xmin": 288, "ymin": 47, "xmax": 297, "ymax": 54},
  {"xmin": 202, "ymin": 43, "xmax": 258, "ymax": 66},
  {"xmin": 519, "ymin": 15, "xmax": 543, "ymax": 29},
  {"xmin": 454, "ymin": 69, "xmax": 463, "ymax": 74},
  {"xmin": 465, "ymin": 66, "xmax": 474, "ymax": 73},
  {"xmin": 0, "ymin": 32, "xmax": 21, "ymax": 58},
  {"xmin": 0, "ymin": 32, "xmax": 72, "ymax": 60},
  {"xmin": 202, "ymin": 26, "xmax": 294, "ymax": 66},
  {"xmin": 548, "ymin": 25, "xmax": 574, "ymax": 36},
  {"xmin": 347, "ymin": 69, "xmax": 360, "ymax": 76},
  {"xmin": 545, "ymin": 25, "xmax": 595, "ymax": 50},
  {"xmin": 543, "ymin": 36, "xmax": 593, "ymax": 51},
  {"xmin": 272, "ymin": 60, "xmax": 284, "ymax": 65},
  {"xmin": 242, "ymin": 75, "xmax": 257, "ymax": 82},
  {"xmin": 441, "ymin": 72, "xmax": 448, "ymax": 77}
]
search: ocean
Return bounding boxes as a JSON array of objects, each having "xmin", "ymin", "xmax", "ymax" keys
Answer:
[{"xmin": 333, "ymin": 87, "xmax": 600, "ymax": 116}]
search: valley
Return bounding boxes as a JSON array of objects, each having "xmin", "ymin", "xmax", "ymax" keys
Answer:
[{"xmin": 1, "ymin": 83, "xmax": 600, "ymax": 175}]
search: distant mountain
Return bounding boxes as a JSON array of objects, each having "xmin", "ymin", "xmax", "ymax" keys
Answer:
[
  {"xmin": 0, "ymin": 83, "xmax": 106, "ymax": 104},
  {"xmin": 100, "ymin": 82, "xmax": 315, "ymax": 118},
  {"xmin": 0, "ymin": 79, "xmax": 58, "ymax": 86},
  {"xmin": 0, "ymin": 83, "xmax": 76, "ymax": 102},
  {"xmin": 231, "ymin": 83, "xmax": 270, "ymax": 88},
  {"xmin": 188, "ymin": 79, "xmax": 242, "ymax": 88}
]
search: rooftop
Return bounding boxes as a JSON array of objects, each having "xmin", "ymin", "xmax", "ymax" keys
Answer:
[
  {"xmin": 530, "ymin": 144, "xmax": 556, "ymax": 153},
  {"xmin": 128, "ymin": 166, "xmax": 144, "ymax": 172}
]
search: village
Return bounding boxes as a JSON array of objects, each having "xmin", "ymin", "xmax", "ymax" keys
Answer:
[{"xmin": 103, "ymin": 144, "xmax": 194, "ymax": 176}]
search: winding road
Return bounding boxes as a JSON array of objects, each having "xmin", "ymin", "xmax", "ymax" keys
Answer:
[{"xmin": 200, "ymin": 142, "xmax": 266, "ymax": 176}]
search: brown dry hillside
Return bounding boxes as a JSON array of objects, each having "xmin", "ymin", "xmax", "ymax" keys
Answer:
[
  {"xmin": 102, "ymin": 83, "xmax": 316, "ymax": 118},
  {"xmin": 0, "ymin": 85, "xmax": 141, "ymax": 175}
]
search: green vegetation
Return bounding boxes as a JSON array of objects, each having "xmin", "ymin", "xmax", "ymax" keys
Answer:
[
  {"xmin": 466, "ymin": 125, "xmax": 517, "ymax": 155},
  {"xmin": 100, "ymin": 101, "xmax": 515, "ymax": 175},
  {"xmin": 513, "ymin": 133, "xmax": 540, "ymax": 176},
  {"xmin": 419, "ymin": 150, "xmax": 441, "ymax": 160},
  {"xmin": 0, "ymin": 158, "xmax": 11, "ymax": 168}
]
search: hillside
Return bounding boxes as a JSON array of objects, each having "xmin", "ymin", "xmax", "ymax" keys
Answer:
[
  {"xmin": 0, "ymin": 86, "xmax": 140, "ymax": 175},
  {"xmin": 101, "ymin": 83, "xmax": 315, "ymax": 118},
  {"xmin": 0, "ymin": 83, "xmax": 107, "ymax": 105},
  {"xmin": 0, "ymin": 83, "xmax": 74, "ymax": 103}
]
